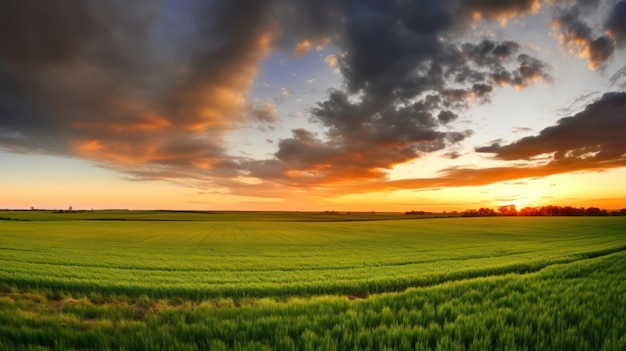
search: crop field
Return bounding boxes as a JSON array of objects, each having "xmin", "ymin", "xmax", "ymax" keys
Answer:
[{"xmin": 1, "ymin": 211, "xmax": 626, "ymax": 350}]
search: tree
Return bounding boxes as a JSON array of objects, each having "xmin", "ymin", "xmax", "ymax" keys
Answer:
[
  {"xmin": 585, "ymin": 207, "xmax": 603, "ymax": 216},
  {"xmin": 498, "ymin": 205, "xmax": 517, "ymax": 216}
]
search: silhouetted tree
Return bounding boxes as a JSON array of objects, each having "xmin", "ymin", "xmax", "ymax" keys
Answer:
[
  {"xmin": 452, "ymin": 204, "xmax": 622, "ymax": 217},
  {"xmin": 462, "ymin": 210, "xmax": 480, "ymax": 217},
  {"xmin": 585, "ymin": 207, "xmax": 603, "ymax": 216},
  {"xmin": 498, "ymin": 205, "xmax": 517, "ymax": 216},
  {"xmin": 478, "ymin": 207, "xmax": 496, "ymax": 216}
]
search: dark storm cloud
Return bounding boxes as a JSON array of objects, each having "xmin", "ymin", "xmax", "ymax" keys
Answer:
[
  {"xmin": 323, "ymin": 91, "xmax": 626, "ymax": 193},
  {"xmin": 476, "ymin": 92, "xmax": 626, "ymax": 163},
  {"xmin": 266, "ymin": 24, "xmax": 551, "ymax": 184},
  {"xmin": 438, "ymin": 110, "xmax": 459, "ymax": 124},
  {"xmin": 462, "ymin": 40, "xmax": 520, "ymax": 69},
  {"xmin": 611, "ymin": 64, "xmax": 626, "ymax": 88},
  {"xmin": 0, "ymin": 0, "xmax": 273, "ymax": 170},
  {"xmin": 551, "ymin": 0, "xmax": 626, "ymax": 69},
  {"xmin": 251, "ymin": 84, "xmax": 479, "ymax": 185},
  {"xmin": 606, "ymin": 0, "xmax": 626, "ymax": 46},
  {"xmin": 553, "ymin": 5, "xmax": 614, "ymax": 70},
  {"xmin": 0, "ymin": 0, "xmax": 160, "ymax": 154}
]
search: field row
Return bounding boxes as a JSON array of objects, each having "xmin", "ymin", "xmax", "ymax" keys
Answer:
[
  {"xmin": 1, "ymin": 216, "xmax": 625, "ymax": 299},
  {"xmin": 1, "ymin": 250, "xmax": 625, "ymax": 350}
]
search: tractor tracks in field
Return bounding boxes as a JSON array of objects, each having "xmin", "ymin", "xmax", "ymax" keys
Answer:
[
  {"xmin": 2, "ymin": 245, "xmax": 626, "ymax": 302},
  {"xmin": 2, "ymin": 243, "xmax": 625, "ymax": 276},
  {"xmin": 2, "ymin": 246, "xmax": 625, "ymax": 309},
  {"xmin": 375, "ymin": 244, "xmax": 626, "ymax": 296}
]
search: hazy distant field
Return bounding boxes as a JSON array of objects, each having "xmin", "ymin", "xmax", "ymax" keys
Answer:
[{"xmin": 1, "ymin": 211, "xmax": 625, "ymax": 349}]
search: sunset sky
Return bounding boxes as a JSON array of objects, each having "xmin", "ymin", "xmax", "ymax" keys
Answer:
[{"xmin": 1, "ymin": 0, "xmax": 626, "ymax": 212}]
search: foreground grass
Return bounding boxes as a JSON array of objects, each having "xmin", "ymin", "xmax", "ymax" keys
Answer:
[
  {"xmin": 1, "ymin": 214, "xmax": 625, "ymax": 349},
  {"xmin": 1, "ymin": 251, "xmax": 625, "ymax": 350}
]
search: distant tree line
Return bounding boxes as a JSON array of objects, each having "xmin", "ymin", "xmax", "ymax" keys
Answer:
[
  {"xmin": 404, "ymin": 210, "xmax": 431, "ymax": 215},
  {"xmin": 458, "ymin": 205, "xmax": 626, "ymax": 217}
]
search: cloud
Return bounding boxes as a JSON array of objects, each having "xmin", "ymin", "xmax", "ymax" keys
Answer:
[
  {"xmin": 0, "ymin": 0, "xmax": 275, "ymax": 172},
  {"xmin": 606, "ymin": 1, "xmax": 626, "ymax": 47},
  {"xmin": 324, "ymin": 54, "xmax": 341, "ymax": 74},
  {"xmin": 443, "ymin": 151, "xmax": 463, "ymax": 159},
  {"xmin": 438, "ymin": 110, "xmax": 459, "ymax": 124},
  {"xmin": 513, "ymin": 127, "xmax": 533, "ymax": 133},
  {"xmin": 468, "ymin": 91, "xmax": 626, "ymax": 183},
  {"xmin": 280, "ymin": 87, "xmax": 291, "ymax": 96},
  {"xmin": 553, "ymin": 7, "xmax": 613, "ymax": 70},
  {"xmin": 292, "ymin": 40, "xmax": 312, "ymax": 58},
  {"xmin": 263, "ymin": 36, "xmax": 549, "ymax": 186},
  {"xmin": 315, "ymin": 91, "xmax": 626, "ymax": 194},
  {"xmin": 611, "ymin": 64, "xmax": 626, "ymax": 88},
  {"xmin": 324, "ymin": 54, "xmax": 338, "ymax": 67},
  {"xmin": 0, "ymin": 0, "xmax": 623, "ymax": 200},
  {"xmin": 476, "ymin": 92, "xmax": 626, "ymax": 162},
  {"xmin": 551, "ymin": 0, "xmax": 626, "ymax": 70},
  {"xmin": 0, "ymin": 0, "xmax": 551, "ymax": 189},
  {"xmin": 461, "ymin": 0, "xmax": 542, "ymax": 25},
  {"xmin": 247, "ymin": 102, "xmax": 281, "ymax": 128}
]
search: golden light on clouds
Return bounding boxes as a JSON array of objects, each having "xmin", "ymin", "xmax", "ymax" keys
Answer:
[
  {"xmin": 75, "ymin": 140, "xmax": 158, "ymax": 165},
  {"xmin": 112, "ymin": 115, "xmax": 172, "ymax": 133},
  {"xmin": 469, "ymin": 0, "xmax": 542, "ymax": 26},
  {"xmin": 293, "ymin": 40, "xmax": 312, "ymax": 58}
]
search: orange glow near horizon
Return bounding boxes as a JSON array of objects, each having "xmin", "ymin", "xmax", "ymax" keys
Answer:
[
  {"xmin": 2, "ymin": 148, "xmax": 625, "ymax": 212},
  {"xmin": 3, "ymin": 149, "xmax": 626, "ymax": 212}
]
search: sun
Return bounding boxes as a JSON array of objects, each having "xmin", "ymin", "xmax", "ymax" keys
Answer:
[
  {"xmin": 498, "ymin": 197, "xmax": 534, "ymax": 211},
  {"xmin": 513, "ymin": 199, "xmax": 529, "ymax": 209}
]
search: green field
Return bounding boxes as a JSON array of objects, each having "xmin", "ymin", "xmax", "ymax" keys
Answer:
[{"xmin": 1, "ymin": 211, "xmax": 625, "ymax": 350}]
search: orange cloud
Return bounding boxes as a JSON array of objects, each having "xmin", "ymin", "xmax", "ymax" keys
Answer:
[
  {"xmin": 466, "ymin": 0, "xmax": 541, "ymax": 26},
  {"xmin": 324, "ymin": 54, "xmax": 338, "ymax": 67},
  {"xmin": 293, "ymin": 40, "xmax": 312, "ymax": 58},
  {"xmin": 71, "ymin": 113, "xmax": 172, "ymax": 133},
  {"xmin": 63, "ymin": 27, "xmax": 276, "ymax": 169},
  {"xmin": 75, "ymin": 140, "xmax": 157, "ymax": 165},
  {"xmin": 223, "ymin": 92, "xmax": 626, "ymax": 199},
  {"xmin": 551, "ymin": 6, "xmax": 616, "ymax": 71},
  {"xmin": 293, "ymin": 37, "xmax": 331, "ymax": 58}
]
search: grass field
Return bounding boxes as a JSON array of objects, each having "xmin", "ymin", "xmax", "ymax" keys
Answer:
[{"xmin": 1, "ymin": 211, "xmax": 625, "ymax": 349}]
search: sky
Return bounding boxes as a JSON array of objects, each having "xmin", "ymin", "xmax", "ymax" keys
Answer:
[{"xmin": 1, "ymin": 0, "xmax": 626, "ymax": 212}]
